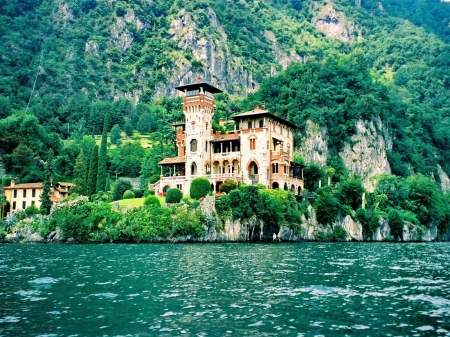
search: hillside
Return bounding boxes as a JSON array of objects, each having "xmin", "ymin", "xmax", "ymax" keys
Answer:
[{"xmin": 1, "ymin": 0, "xmax": 450, "ymax": 181}]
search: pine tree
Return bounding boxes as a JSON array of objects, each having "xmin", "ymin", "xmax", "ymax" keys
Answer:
[
  {"xmin": 73, "ymin": 149, "xmax": 88, "ymax": 195},
  {"xmin": 40, "ymin": 149, "xmax": 53, "ymax": 215},
  {"xmin": 87, "ymin": 145, "xmax": 99, "ymax": 197},
  {"xmin": 96, "ymin": 114, "xmax": 109, "ymax": 193}
]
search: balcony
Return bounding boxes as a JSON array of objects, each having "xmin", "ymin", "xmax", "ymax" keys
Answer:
[
  {"xmin": 205, "ymin": 173, "xmax": 235, "ymax": 179},
  {"xmin": 161, "ymin": 175, "xmax": 186, "ymax": 181}
]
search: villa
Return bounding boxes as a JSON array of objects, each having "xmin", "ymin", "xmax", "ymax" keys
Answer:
[{"xmin": 153, "ymin": 80, "xmax": 304, "ymax": 195}]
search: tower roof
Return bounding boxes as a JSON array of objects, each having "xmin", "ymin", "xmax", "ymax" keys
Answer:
[
  {"xmin": 232, "ymin": 107, "xmax": 298, "ymax": 129},
  {"xmin": 175, "ymin": 82, "xmax": 223, "ymax": 94}
]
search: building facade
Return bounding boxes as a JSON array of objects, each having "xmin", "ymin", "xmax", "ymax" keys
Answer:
[
  {"xmin": 155, "ymin": 80, "xmax": 304, "ymax": 195},
  {"xmin": 3, "ymin": 181, "xmax": 74, "ymax": 214}
]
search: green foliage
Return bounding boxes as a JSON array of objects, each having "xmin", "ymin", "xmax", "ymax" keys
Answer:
[
  {"xmin": 123, "ymin": 120, "xmax": 134, "ymax": 137},
  {"xmin": 113, "ymin": 178, "xmax": 133, "ymax": 201},
  {"xmin": 40, "ymin": 149, "xmax": 53, "ymax": 215},
  {"xmin": 338, "ymin": 178, "xmax": 365, "ymax": 211},
  {"xmin": 165, "ymin": 188, "xmax": 183, "ymax": 204},
  {"xmin": 219, "ymin": 179, "xmax": 237, "ymax": 194},
  {"xmin": 143, "ymin": 195, "xmax": 161, "ymax": 207},
  {"xmin": 332, "ymin": 225, "xmax": 347, "ymax": 241},
  {"xmin": 25, "ymin": 205, "xmax": 40, "ymax": 217},
  {"xmin": 123, "ymin": 190, "xmax": 135, "ymax": 199},
  {"xmin": 303, "ymin": 163, "xmax": 325, "ymax": 191},
  {"xmin": 215, "ymin": 194, "xmax": 232, "ymax": 222},
  {"xmin": 96, "ymin": 114, "xmax": 109, "ymax": 193},
  {"xmin": 110, "ymin": 124, "xmax": 122, "ymax": 146},
  {"xmin": 314, "ymin": 193, "xmax": 341, "ymax": 225},
  {"xmin": 108, "ymin": 142, "xmax": 145, "ymax": 178},
  {"xmin": 87, "ymin": 145, "xmax": 99, "ymax": 197},
  {"xmin": 388, "ymin": 209, "xmax": 403, "ymax": 240},
  {"xmin": 72, "ymin": 149, "xmax": 88, "ymax": 195},
  {"xmin": 190, "ymin": 177, "xmax": 212, "ymax": 200}
]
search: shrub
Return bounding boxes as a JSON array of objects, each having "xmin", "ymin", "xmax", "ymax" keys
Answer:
[
  {"xmin": 166, "ymin": 188, "xmax": 183, "ymax": 204},
  {"xmin": 133, "ymin": 189, "xmax": 144, "ymax": 198},
  {"xmin": 113, "ymin": 178, "xmax": 133, "ymax": 201},
  {"xmin": 215, "ymin": 194, "xmax": 232, "ymax": 222},
  {"xmin": 332, "ymin": 225, "xmax": 347, "ymax": 241},
  {"xmin": 315, "ymin": 194, "xmax": 341, "ymax": 225},
  {"xmin": 25, "ymin": 205, "xmax": 40, "ymax": 217},
  {"xmin": 144, "ymin": 195, "xmax": 161, "ymax": 207},
  {"xmin": 219, "ymin": 179, "xmax": 237, "ymax": 194},
  {"xmin": 338, "ymin": 178, "xmax": 365, "ymax": 210},
  {"xmin": 123, "ymin": 190, "xmax": 135, "ymax": 199},
  {"xmin": 144, "ymin": 189, "xmax": 155, "ymax": 197},
  {"xmin": 388, "ymin": 209, "xmax": 403, "ymax": 240},
  {"xmin": 190, "ymin": 177, "xmax": 211, "ymax": 199}
]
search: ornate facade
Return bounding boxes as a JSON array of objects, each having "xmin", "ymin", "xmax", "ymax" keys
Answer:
[{"xmin": 155, "ymin": 80, "xmax": 304, "ymax": 195}]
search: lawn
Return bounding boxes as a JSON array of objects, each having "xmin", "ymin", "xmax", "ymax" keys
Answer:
[{"xmin": 115, "ymin": 196, "xmax": 166, "ymax": 209}]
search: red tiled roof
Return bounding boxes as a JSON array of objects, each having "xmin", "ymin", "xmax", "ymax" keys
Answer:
[
  {"xmin": 3, "ymin": 183, "xmax": 43, "ymax": 189},
  {"xmin": 158, "ymin": 156, "xmax": 187, "ymax": 165}
]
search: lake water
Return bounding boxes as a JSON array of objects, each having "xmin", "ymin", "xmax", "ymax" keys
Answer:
[{"xmin": 1, "ymin": 243, "xmax": 449, "ymax": 336}]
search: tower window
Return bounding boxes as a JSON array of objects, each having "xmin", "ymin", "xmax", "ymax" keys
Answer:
[
  {"xmin": 190, "ymin": 139, "xmax": 198, "ymax": 152},
  {"xmin": 259, "ymin": 120, "xmax": 263, "ymax": 128},
  {"xmin": 248, "ymin": 121, "xmax": 252, "ymax": 129},
  {"xmin": 250, "ymin": 138, "xmax": 256, "ymax": 150},
  {"xmin": 187, "ymin": 89, "xmax": 200, "ymax": 96}
]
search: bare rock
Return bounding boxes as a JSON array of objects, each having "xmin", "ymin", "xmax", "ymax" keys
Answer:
[{"xmin": 340, "ymin": 215, "xmax": 363, "ymax": 241}]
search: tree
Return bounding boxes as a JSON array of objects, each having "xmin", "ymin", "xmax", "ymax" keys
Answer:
[
  {"xmin": 303, "ymin": 163, "xmax": 325, "ymax": 191},
  {"xmin": 338, "ymin": 178, "xmax": 365, "ymax": 210},
  {"xmin": 40, "ymin": 149, "xmax": 54, "ymax": 215},
  {"xmin": 96, "ymin": 114, "xmax": 109, "ymax": 193},
  {"xmin": 72, "ymin": 149, "xmax": 88, "ymax": 195},
  {"xmin": 190, "ymin": 177, "xmax": 212, "ymax": 199},
  {"xmin": 388, "ymin": 209, "xmax": 403, "ymax": 240},
  {"xmin": 110, "ymin": 124, "xmax": 122, "ymax": 146},
  {"xmin": 123, "ymin": 120, "xmax": 134, "ymax": 137},
  {"xmin": 136, "ymin": 113, "xmax": 155, "ymax": 133},
  {"xmin": 87, "ymin": 145, "xmax": 99, "ymax": 197},
  {"xmin": 113, "ymin": 178, "xmax": 133, "ymax": 201},
  {"xmin": 166, "ymin": 188, "xmax": 183, "ymax": 204},
  {"xmin": 325, "ymin": 167, "xmax": 335, "ymax": 186}
]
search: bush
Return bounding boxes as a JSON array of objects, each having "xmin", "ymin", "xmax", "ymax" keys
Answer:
[
  {"xmin": 166, "ymin": 188, "xmax": 183, "ymax": 204},
  {"xmin": 123, "ymin": 190, "xmax": 135, "ymax": 199},
  {"xmin": 133, "ymin": 189, "xmax": 144, "ymax": 198},
  {"xmin": 219, "ymin": 179, "xmax": 237, "ymax": 194},
  {"xmin": 315, "ymin": 194, "xmax": 341, "ymax": 225},
  {"xmin": 113, "ymin": 178, "xmax": 133, "ymax": 201},
  {"xmin": 144, "ymin": 189, "xmax": 155, "ymax": 197},
  {"xmin": 190, "ymin": 177, "xmax": 211, "ymax": 199},
  {"xmin": 332, "ymin": 225, "xmax": 347, "ymax": 241},
  {"xmin": 25, "ymin": 205, "xmax": 40, "ymax": 217},
  {"xmin": 144, "ymin": 195, "xmax": 161, "ymax": 207},
  {"xmin": 388, "ymin": 209, "xmax": 403, "ymax": 240}
]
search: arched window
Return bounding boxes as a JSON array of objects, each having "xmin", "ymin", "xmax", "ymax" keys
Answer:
[
  {"xmin": 272, "ymin": 163, "xmax": 279, "ymax": 174},
  {"xmin": 191, "ymin": 162, "xmax": 197, "ymax": 176},
  {"xmin": 190, "ymin": 139, "xmax": 198, "ymax": 152},
  {"xmin": 250, "ymin": 138, "xmax": 256, "ymax": 150}
]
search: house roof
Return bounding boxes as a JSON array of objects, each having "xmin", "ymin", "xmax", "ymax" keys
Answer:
[
  {"xmin": 175, "ymin": 82, "xmax": 223, "ymax": 94},
  {"xmin": 232, "ymin": 108, "xmax": 298, "ymax": 129},
  {"xmin": 158, "ymin": 156, "xmax": 187, "ymax": 165},
  {"xmin": 57, "ymin": 182, "xmax": 74, "ymax": 187},
  {"xmin": 3, "ymin": 183, "xmax": 43, "ymax": 190}
]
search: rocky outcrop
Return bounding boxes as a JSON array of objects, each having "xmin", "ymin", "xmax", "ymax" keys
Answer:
[
  {"xmin": 437, "ymin": 164, "xmax": 450, "ymax": 192},
  {"xmin": 6, "ymin": 223, "xmax": 44, "ymax": 243},
  {"xmin": 296, "ymin": 121, "xmax": 329, "ymax": 166},
  {"xmin": 339, "ymin": 117, "xmax": 392, "ymax": 192},
  {"xmin": 340, "ymin": 215, "xmax": 363, "ymax": 241},
  {"xmin": 312, "ymin": 3, "xmax": 361, "ymax": 42}
]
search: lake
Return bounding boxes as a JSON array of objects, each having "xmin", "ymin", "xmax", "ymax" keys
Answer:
[{"xmin": 1, "ymin": 243, "xmax": 449, "ymax": 336}]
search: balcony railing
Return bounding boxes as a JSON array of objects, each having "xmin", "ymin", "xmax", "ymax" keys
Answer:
[
  {"xmin": 212, "ymin": 151, "xmax": 240, "ymax": 157},
  {"xmin": 205, "ymin": 173, "xmax": 235, "ymax": 179},
  {"xmin": 161, "ymin": 175, "xmax": 186, "ymax": 181}
]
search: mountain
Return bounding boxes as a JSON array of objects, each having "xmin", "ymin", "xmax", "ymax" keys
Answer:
[{"xmin": 1, "ymin": 0, "xmax": 450, "ymax": 181}]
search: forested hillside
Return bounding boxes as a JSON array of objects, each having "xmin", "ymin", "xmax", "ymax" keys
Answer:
[{"xmin": 1, "ymin": 0, "xmax": 450, "ymax": 182}]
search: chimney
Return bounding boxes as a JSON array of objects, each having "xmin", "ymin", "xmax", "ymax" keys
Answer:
[{"xmin": 10, "ymin": 180, "xmax": 15, "ymax": 187}]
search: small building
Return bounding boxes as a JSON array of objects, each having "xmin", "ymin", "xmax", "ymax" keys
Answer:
[
  {"xmin": 2, "ymin": 180, "xmax": 74, "ymax": 213},
  {"xmin": 154, "ymin": 80, "xmax": 304, "ymax": 195}
]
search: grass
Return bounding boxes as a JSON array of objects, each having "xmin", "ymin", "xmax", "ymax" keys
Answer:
[
  {"xmin": 94, "ymin": 131, "xmax": 154, "ymax": 149},
  {"xmin": 115, "ymin": 196, "xmax": 166, "ymax": 209}
]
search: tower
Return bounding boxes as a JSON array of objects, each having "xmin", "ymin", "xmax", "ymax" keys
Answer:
[{"xmin": 175, "ymin": 79, "xmax": 222, "ymax": 179}]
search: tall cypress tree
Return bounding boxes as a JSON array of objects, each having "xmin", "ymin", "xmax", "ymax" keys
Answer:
[
  {"xmin": 87, "ymin": 145, "xmax": 99, "ymax": 197},
  {"xmin": 73, "ymin": 149, "xmax": 88, "ymax": 195},
  {"xmin": 40, "ymin": 149, "xmax": 53, "ymax": 215},
  {"xmin": 96, "ymin": 113, "xmax": 109, "ymax": 193}
]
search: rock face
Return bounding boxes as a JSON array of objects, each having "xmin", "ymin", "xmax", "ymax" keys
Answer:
[
  {"xmin": 312, "ymin": 3, "xmax": 361, "ymax": 42},
  {"xmin": 437, "ymin": 164, "xmax": 450, "ymax": 192},
  {"xmin": 339, "ymin": 117, "xmax": 392, "ymax": 191},
  {"xmin": 296, "ymin": 121, "xmax": 329, "ymax": 167}
]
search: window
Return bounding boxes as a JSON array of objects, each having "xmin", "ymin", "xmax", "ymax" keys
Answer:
[
  {"xmin": 177, "ymin": 184, "xmax": 183, "ymax": 190},
  {"xmin": 22, "ymin": 201, "xmax": 26, "ymax": 209},
  {"xmin": 284, "ymin": 164, "xmax": 287, "ymax": 174},
  {"xmin": 190, "ymin": 139, "xmax": 198, "ymax": 152},
  {"xmin": 23, "ymin": 190, "xmax": 26, "ymax": 198},
  {"xmin": 248, "ymin": 121, "xmax": 252, "ymax": 129},
  {"xmin": 259, "ymin": 120, "xmax": 264, "ymax": 128},
  {"xmin": 272, "ymin": 163, "xmax": 279, "ymax": 174},
  {"xmin": 280, "ymin": 126, "xmax": 283, "ymax": 135},
  {"xmin": 13, "ymin": 190, "xmax": 17, "ymax": 198},
  {"xmin": 31, "ymin": 201, "xmax": 35, "ymax": 206},
  {"xmin": 187, "ymin": 89, "xmax": 200, "ymax": 96},
  {"xmin": 32, "ymin": 189, "xmax": 36, "ymax": 197},
  {"xmin": 205, "ymin": 141, "xmax": 208, "ymax": 152},
  {"xmin": 12, "ymin": 201, "xmax": 16, "ymax": 210},
  {"xmin": 250, "ymin": 138, "xmax": 256, "ymax": 150}
]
